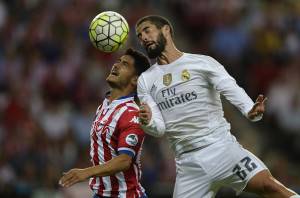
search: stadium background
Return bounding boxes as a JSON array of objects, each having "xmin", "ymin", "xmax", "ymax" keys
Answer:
[{"xmin": 0, "ymin": 0, "xmax": 299, "ymax": 197}]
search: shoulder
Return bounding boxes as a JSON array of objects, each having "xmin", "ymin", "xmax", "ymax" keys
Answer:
[
  {"xmin": 137, "ymin": 64, "xmax": 161, "ymax": 90},
  {"xmin": 118, "ymin": 104, "xmax": 140, "ymax": 129},
  {"xmin": 182, "ymin": 53, "xmax": 223, "ymax": 73},
  {"xmin": 139, "ymin": 63, "xmax": 160, "ymax": 78},
  {"xmin": 121, "ymin": 102, "xmax": 139, "ymax": 118},
  {"xmin": 184, "ymin": 53, "xmax": 218, "ymax": 65}
]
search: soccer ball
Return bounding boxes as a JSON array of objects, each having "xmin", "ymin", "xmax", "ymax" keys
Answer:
[{"xmin": 89, "ymin": 11, "xmax": 129, "ymax": 53}]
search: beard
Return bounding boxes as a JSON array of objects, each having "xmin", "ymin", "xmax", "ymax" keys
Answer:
[{"xmin": 146, "ymin": 32, "xmax": 166, "ymax": 59}]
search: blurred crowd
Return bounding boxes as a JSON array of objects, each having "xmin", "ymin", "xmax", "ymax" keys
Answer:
[{"xmin": 0, "ymin": 0, "xmax": 299, "ymax": 197}]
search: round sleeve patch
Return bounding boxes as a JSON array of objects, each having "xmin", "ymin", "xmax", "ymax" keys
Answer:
[{"xmin": 125, "ymin": 134, "xmax": 138, "ymax": 146}]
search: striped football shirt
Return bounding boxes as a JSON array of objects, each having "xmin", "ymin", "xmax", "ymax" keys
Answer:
[{"xmin": 89, "ymin": 94, "xmax": 146, "ymax": 198}]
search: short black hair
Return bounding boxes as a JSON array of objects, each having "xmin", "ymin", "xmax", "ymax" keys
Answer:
[
  {"xmin": 136, "ymin": 15, "xmax": 174, "ymax": 37},
  {"xmin": 125, "ymin": 48, "xmax": 150, "ymax": 76}
]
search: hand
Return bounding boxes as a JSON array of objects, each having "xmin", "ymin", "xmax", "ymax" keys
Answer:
[
  {"xmin": 59, "ymin": 168, "xmax": 90, "ymax": 188},
  {"xmin": 247, "ymin": 94, "xmax": 267, "ymax": 120},
  {"xmin": 139, "ymin": 103, "xmax": 152, "ymax": 125}
]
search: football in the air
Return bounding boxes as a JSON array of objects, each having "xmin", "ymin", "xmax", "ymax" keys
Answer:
[{"xmin": 89, "ymin": 11, "xmax": 129, "ymax": 53}]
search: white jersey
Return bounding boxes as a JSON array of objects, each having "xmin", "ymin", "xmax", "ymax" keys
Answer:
[{"xmin": 137, "ymin": 53, "xmax": 256, "ymax": 156}]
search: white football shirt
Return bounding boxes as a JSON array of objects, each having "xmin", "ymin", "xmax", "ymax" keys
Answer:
[{"xmin": 138, "ymin": 53, "xmax": 256, "ymax": 155}]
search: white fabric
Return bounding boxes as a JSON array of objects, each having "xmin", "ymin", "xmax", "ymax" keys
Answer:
[
  {"xmin": 137, "ymin": 53, "xmax": 258, "ymax": 155},
  {"xmin": 137, "ymin": 75, "xmax": 166, "ymax": 137},
  {"xmin": 173, "ymin": 135, "xmax": 267, "ymax": 198}
]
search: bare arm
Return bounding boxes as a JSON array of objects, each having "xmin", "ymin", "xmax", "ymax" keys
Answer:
[{"xmin": 59, "ymin": 154, "xmax": 132, "ymax": 187}]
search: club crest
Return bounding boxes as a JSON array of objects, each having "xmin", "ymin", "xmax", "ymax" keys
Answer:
[
  {"xmin": 163, "ymin": 73, "xmax": 172, "ymax": 86},
  {"xmin": 181, "ymin": 69, "xmax": 190, "ymax": 81},
  {"xmin": 126, "ymin": 134, "xmax": 138, "ymax": 146}
]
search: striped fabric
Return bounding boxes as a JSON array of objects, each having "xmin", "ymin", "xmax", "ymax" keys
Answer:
[{"xmin": 89, "ymin": 96, "xmax": 146, "ymax": 198}]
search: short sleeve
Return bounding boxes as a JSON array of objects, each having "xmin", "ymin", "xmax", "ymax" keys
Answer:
[{"xmin": 117, "ymin": 109, "xmax": 145, "ymax": 157}]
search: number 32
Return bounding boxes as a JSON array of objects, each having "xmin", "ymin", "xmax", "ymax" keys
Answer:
[{"xmin": 233, "ymin": 156, "xmax": 257, "ymax": 180}]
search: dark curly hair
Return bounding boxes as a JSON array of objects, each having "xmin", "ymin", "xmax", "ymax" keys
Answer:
[{"xmin": 124, "ymin": 48, "xmax": 151, "ymax": 76}]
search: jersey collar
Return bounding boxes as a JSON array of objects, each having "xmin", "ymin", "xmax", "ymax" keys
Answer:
[{"xmin": 104, "ymin": 91, "xmax": 136, "ymax": 106}]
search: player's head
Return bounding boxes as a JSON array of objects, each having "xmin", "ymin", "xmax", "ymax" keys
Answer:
[
  {"xmin": 135, "ymin": 15, "xmax": 174, "ymax": 59},
  {"xmin": 106, "ymin": 48, "xmax": 150, "ymax": 92}
]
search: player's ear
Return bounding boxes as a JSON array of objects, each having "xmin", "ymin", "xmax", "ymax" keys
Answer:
[
  {"xmin": 162, "ymin": 25, "xmax": 171, "ymax": 38},
  {"xmin": 131, "ymin": 76, "xmax": 138, "ymax": 86}
]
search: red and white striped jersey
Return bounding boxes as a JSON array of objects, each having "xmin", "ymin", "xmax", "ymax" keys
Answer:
[{"xmin": 89, "ymin": 94, "xmax": 146, "ymax": 198}]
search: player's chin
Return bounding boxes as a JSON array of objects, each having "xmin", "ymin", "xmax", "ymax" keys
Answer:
[
  {"xmin": 106, "ymin": 75, "xmax": 118, "ymax": 85},
  {"xmin": 146, "ymin": 44, "xmax": 156, "ymax": 52}
]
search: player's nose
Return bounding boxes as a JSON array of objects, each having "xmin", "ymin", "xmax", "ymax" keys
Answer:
[
  {"xmin": 112, "ymin": 63, "xmax": 120, "ymax": 71},
  {"xmin": 140, "ymin": 32, "xmax": 149, "ymax": 43}
]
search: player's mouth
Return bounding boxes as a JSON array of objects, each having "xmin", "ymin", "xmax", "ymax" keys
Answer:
[
  {"xmin": 110, "ymin": 70, "xmax": 119, "ymax": 76},
  {"xmin": 145, "ymin": 42, "xmax": 155, "ymax": 49}
]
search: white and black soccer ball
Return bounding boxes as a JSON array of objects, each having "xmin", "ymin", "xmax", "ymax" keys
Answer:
[{"xmin": 89, "ymin": 11, "xmax": 129, "ymax": 53}]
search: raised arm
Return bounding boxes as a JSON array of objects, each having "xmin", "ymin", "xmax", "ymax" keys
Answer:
[{"xmin": 206, "ymin": 57, "xmax": 266, "ymax": 121}]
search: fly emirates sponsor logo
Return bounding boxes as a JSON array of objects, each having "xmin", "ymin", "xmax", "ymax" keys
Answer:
[{"xmin": 157, "ymin": 87, "xmax": 197, "ymax": 111}]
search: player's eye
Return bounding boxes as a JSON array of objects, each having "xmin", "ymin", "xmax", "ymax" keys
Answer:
[
  {"xmin": 144, "ymin": 27, "xmax": 150, "ymax": 34},
  {"xmin": 122, "ymin": 61, "xmax": 129, "ymax": 66},
  {"xmin": 137, "ymin": 33, "xmax": 142, "ymax": 39}
]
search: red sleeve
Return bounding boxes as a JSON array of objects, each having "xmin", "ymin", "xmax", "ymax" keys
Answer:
[{"xmin": 117, "ymin": 108, "xmax": 145, "ymax": 158}]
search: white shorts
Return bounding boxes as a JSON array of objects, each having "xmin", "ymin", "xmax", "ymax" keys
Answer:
[{"xmin": 173, "ymin": 136, "xmax": 267, "ymax": 198}]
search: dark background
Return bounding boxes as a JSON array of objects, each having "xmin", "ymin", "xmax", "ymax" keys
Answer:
[{"xmin": 0, "ymin": 0, "xmax": 299, "ymax": 197}]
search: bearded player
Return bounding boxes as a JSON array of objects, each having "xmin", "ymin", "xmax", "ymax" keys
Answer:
[{"xmin": 135, "ymin": 15, "xmax": 299, "ymax": 198}]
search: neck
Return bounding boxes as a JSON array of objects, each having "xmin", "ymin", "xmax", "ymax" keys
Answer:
[
  {"xmin": 157, "ymin": 41, "xmax": 183, "ymax": 65},
  {"xmin": 109, "ymin": 88, "xmax": 134, "ymax": 103}
]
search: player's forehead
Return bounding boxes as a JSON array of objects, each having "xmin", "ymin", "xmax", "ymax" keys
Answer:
[
  {"xmin": 136, "ymin": 21, "xmax": 156, "ymax": 34},
  {"xmin": 120, "ymin": 55, "xmax": 134, "ymax": 66}
]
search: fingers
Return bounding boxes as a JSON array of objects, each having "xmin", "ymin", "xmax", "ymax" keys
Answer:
[
  {"xmin": 139, "ymin": 103, "xmax": 151, "ymax": 125},
  {"xmin": 139, "ymin": 103, "xmax": 152, "ymax": 125},
  {"xmin": 256, "ymin": 94, "xmax": 267, "ymax": 104},
  {"xmin": 59, "ymin": 170, "xmax": 79, "ymax": 188},
  {"xmin": 262, "ymin": 97, "xmax": 268, "ymax": 105},
  {"xmin": 139, "ymin": 104, "xmax": 149, "ymax": 118},
  {"xmin": 248, "ymin": 94, "xmax": 268, "ymax": 120},
  {"xmin": 139, "ymin": 112, "xmax": 150, "ymax": 125},
  {"xmin": 60, "ymin": 176, "xmax": 76, "ymax": 187},
  {"xmin": 255, "ymin": 94, "xmax": 264, "ymax": 103},
  {"xmin": 256, "ymin": 94, "xmax": 267, "ymax": 110},
  {"xmin": 253, "ymin": 95, "xmax": 267, "ymax": 111},
  {"xmin": 140, "ymin": 103, "xmax": 150, "ymax": 111}
]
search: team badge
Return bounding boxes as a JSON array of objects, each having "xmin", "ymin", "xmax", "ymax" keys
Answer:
[
  {"xmin": 181, "ymin": 69, "xmax": 190, "ymax": 81},
  {"xmin": 125, "ymin": 134, "xmax": 138, "ymax": 146},
  {"xmin": 163, "ymin": 73, "xmax": 172, "ymax": 86}
]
